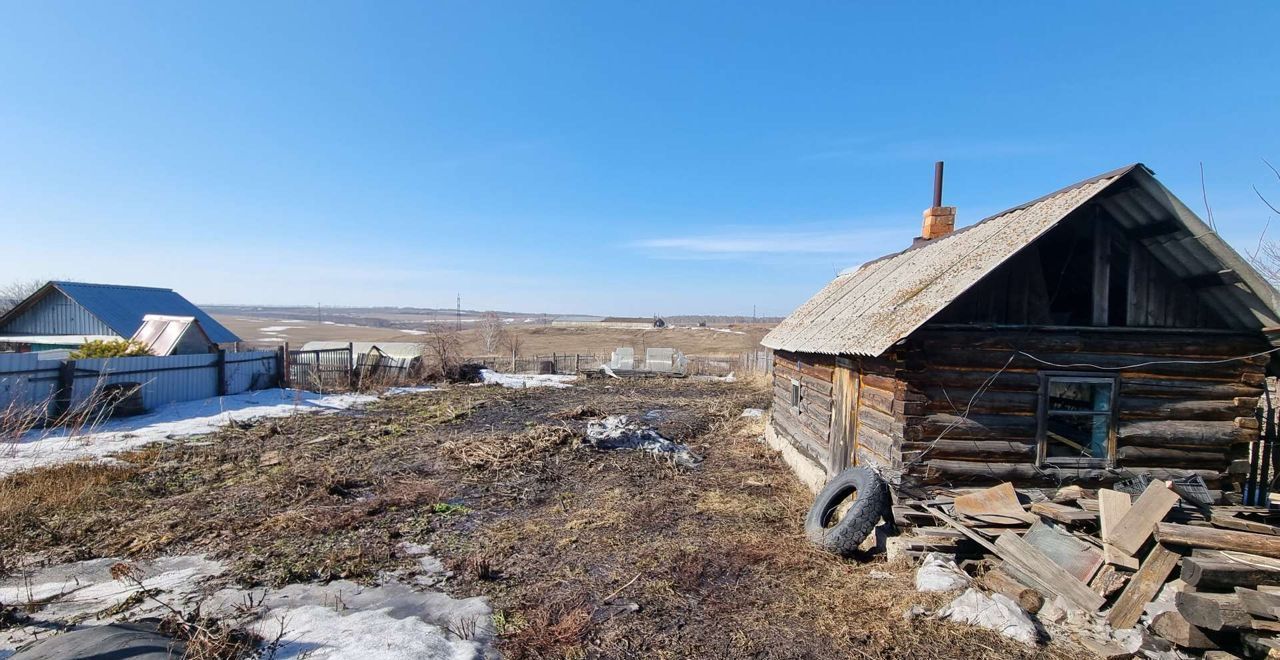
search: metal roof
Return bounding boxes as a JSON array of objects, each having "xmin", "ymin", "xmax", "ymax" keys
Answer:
[
  {"xmin": 0, "ymin": 281, "xmax": 240, "ymax": 344},
  {"xmin": 762, "ymin": 164, "xmax": 1280, "ymax": 356},
  {"xmin": 130, "ymin": 314, "xmax": 215, "ymax": 356}
]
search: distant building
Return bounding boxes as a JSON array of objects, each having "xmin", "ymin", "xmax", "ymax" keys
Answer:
[{"xmin": 0, "ymin": 281, "xmax": 239, "ymax": 352}]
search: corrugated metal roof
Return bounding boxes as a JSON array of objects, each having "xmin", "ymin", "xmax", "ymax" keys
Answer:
[
  {"xmin": 130, "ymin": 314, "xmax": 215, "ymax": 356},
  {"xmin": 47, "ymin": 282, "xmax": 239, "ymax": 344},
  {"xmin": 762, "ymin": 164, "xmax": 1280, "ymax": 356}
]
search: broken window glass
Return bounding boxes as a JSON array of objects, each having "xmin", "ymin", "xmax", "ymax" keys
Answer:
[{"xmin": 1040, "ymin": 375, "xmax": 1115, "ymax": 463}]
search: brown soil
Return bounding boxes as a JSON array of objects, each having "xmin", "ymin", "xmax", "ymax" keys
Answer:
[{"xmin": 1, "ymin": 378, "xmax": 1070, "ymax": 659}]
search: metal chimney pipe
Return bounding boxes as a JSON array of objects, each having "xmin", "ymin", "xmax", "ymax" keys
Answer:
[{"xmin": 933, "ymin": 161, "xmax": 944, "ymax": 208}]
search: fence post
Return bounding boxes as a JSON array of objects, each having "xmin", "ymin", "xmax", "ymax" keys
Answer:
[
  {"xmin": 347, "ymin": 342, "xmax": 356, "ymax": 390},
  {"xmin": 54, "ymin": 359, "xmax": 75, "ymax": 418},
  {"xmin": 275, "ymin": 345, "xmax": 287, "ymax": 389},
  {"xmin": 215, "ymin": 349, "xmax": 227, "ymax": 396}
]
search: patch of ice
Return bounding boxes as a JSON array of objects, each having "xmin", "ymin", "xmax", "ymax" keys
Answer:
[
  {"xmin": 2, "ymin": 389, "xmax": 377, "ymax": 477},
  {"xmin": 479, "ymin": 369, "xmax": 576, "ymax": 389},
  {"xmin": 740, "ymin": 408, "xmax": 764, "ymax": 418},
  {"xmin": 259, "ymin": 326, "xmax": 303, "ymax": 333},
  {"xmin": 585, "ymin": 415, "xmax": 701, "ymax": 467}
]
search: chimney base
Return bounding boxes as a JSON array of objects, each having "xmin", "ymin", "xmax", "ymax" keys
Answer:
[{"xmin": 921, "ymin": 206, "xmax": 956, "ymax": 240}]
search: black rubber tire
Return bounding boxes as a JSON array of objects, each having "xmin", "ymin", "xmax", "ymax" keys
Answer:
[{"xmin": 804, "ymin": 467, "xmax": 889, "ymax": 556}]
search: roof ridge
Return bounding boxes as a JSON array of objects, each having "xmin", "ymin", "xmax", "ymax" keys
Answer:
[
  {"xmin": 53, "ymin": 281, "xmax": 175, "ymax": 291},
  {"xmin": 845, "ymin": 163, "xmax": 1145, "ymax": 274}
]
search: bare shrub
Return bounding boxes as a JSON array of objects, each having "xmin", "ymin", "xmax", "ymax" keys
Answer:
[
  {"xmin": 498, "ymin": 331, "xmax": 523, "ymax": 370},
  {"xmin": 0, "ymin": 279, "xmax": 45, "ymax": 315},
  {"xmin": 421, "ymin": 326, "xmax": 463, "ymax": 381},
  {"xmin": 478, "ymin": 312, "xmax": 507, "ymax": 354}
]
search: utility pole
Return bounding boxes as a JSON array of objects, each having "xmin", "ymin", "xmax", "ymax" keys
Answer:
[
  {"xmin": 456, "ymin": 294, "xmax": 461, "ymax": 332},
  {"xmin": 317, "ymin": 303, "xmax": 322, "ymax": 324},
  {"xmin": 753, "ymin": 305, "xmax": 756, "ymax": 323}
]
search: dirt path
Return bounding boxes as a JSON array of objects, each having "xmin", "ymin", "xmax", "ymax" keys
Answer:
[{"xmin": 2, "ymin": 379, "xmax": 1068, "ymax": 658}]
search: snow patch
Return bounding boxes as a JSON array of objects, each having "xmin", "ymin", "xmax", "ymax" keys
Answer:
[
  {"xmin": 3, "ymin": 389, "xmax": 376, "ymax": 477},
  {"xmin": 384, "ymin": 386, "xmax": 438, "ymax": 396},
  {"xmin": 740, "ymin": 408, "xmax": 764, "ymax": 418},
  {"xmin": 479, "ymin": 369, "xmax": 576, "ymax": 389},
  {"xmin": 585, "ymin": 415, "xmax": 701, "ymax": 467},
  {"xmin": 259, "ymin": 326, "xmax": 303, "ymax": 333}
]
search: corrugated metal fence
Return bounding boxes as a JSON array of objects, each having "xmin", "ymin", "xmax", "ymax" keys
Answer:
[{"xmin": 0, "ymin": 350, "xmax": 280, "ymax": 422}]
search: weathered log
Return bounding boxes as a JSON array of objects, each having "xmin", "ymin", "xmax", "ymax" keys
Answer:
[
  {"xmin": 1176, "ymin": 591, "xmax": 1251, "ymax": 631},
  {"xmin": 1156, "ymin": 523, "xmax": 1280, "ymax": 559},
  {"xmin": 1115, "ymin": 445, "xmax": 1229, "ymax": 467},
  {"xmin": 1235, "ymin": 587, "xmax": 1280, "ymax": 620},
  {"xmin": 1120, "ymin": 397, "xmax": 1256, "ymax": 421},
  {"xmin": 917, "ymin": 413, "xmax": 1037, "ymax": 441},
  {"xmin": 901, "ymin": 439, "xmax": 1035, "ymax": 461},
  {"xmin": 1121, "ymin": 378, "xmax": 1265, "ymax": 400},
  {"xmin": 1182, "ymin": 557, "xmax": 1280, "ymax": 590},
  {"xmin": 1118, "ymin": 420, "xmax": 1256, "ymax": 448},
  {"xmin": 982, "ymin": 566, "xmax": 1043, "ymax": 613},
  {"xmin": 1149, "ymin": 610, "xmax": 1220, "ymax": 649}
]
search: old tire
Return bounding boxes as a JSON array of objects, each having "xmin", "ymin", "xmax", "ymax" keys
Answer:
[{"xmin": 805, "ymin": 467, "xmax": 889, "ymax": 555}]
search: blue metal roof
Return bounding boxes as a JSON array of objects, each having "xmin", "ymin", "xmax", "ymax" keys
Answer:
[{"xmin": 48, "ymin": 281, "xmax": 240, "ymax": 344}]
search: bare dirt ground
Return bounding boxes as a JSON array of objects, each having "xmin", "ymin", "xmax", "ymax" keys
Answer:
[
  {"xmin": 216, "ymin": 314, "xmax": 772, "ymax": 356},
  {"xmin": 1, "ymin": 379, "xmax": 1065, "ymax": 659}
]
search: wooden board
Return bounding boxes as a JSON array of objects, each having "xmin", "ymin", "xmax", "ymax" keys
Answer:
[
  {"xmin": 1023, "ymin": 521, "xmax": 1104, "ymax": 583},
  {"xmin": 1177, "ymin": 591, "xmax": 1251, "ymax": 631},
  {"xmin": 994, "ymin": 531, "xmax": 1106, "ymax": 611},
  {"xmin": 1098, "ymin": 488, "xmax": 1132, "ymax": 543},
  {"xmin": 1106, "ymin": 543, "xmax": 1181, "ymax": 630},
  {"xmin": 953, "ymin": 482, "xmax": 1035, "ymax": 525},
  {"xmin": 1110, "ymin": 481, "xmax": 1180, "ymax": 556},
  {"xmin": 1030, "ymin": 501, "xmax": 1098, "ymax": 525},
  {"xmin": 1235, "ymin": 587, "xmax": 1280, "ymax": 620}
]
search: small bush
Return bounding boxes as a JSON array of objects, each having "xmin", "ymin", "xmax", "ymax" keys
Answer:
[{"xmin": 70, "ymin": 339, "xmax": 152, "ymax": 359}]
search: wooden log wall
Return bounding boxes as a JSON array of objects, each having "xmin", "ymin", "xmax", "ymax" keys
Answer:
[
  {"xmin": 852, "ymin": 356, "xmax": 911, "ymax": 474},
  {"xmin": 898, "ymin": 328, "xmax": 1268, "ymax": 488},
  {"xmin": 771, "ymin": 350, "xmax": 836, "ymax": 469}
]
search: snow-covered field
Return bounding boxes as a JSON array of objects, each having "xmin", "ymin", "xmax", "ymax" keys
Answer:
[{"xmin": 0, "ymin": 388, "xmax": 421, "ymax": 477}]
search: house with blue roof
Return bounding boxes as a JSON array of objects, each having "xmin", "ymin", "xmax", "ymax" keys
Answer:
[{"xmin": 0, "ymin": 281, "xmax": 239, "ymax": 352}]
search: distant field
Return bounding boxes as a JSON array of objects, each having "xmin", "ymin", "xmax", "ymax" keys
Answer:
[{"xmin": 216, "ymin": 313, "xmax": 771, "ymax": 357}]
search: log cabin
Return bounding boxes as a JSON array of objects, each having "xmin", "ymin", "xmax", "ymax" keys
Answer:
[{"xmin": 761, "ymin": 163, "xmax": 1280, "ymax": 495}]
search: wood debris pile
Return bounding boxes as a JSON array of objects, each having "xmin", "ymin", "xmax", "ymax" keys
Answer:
[{"xmin": 888, "ymin": 479, "xmax": 1280, "ymax": 658}]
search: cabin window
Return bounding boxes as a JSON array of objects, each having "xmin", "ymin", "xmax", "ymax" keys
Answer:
[
  {"xmin": 790, "ymin": 378, "xmax": 802, "ymax": 409},
  {"xmin": 1037, "ymin": 373, "xmax": 1117, "ymax": 466}
]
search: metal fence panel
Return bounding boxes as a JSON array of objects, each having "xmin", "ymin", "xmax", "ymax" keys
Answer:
[
  {"xmin": 0, "ymin": 352, "xmax": 60, "ymax": 418},
  {"xmin": 72, "ymin": 354, "xmax": 219, "ymax": 410},
  {"xmin": 225, "ymin": 350, "xmax": 279, "ymax": 395}
]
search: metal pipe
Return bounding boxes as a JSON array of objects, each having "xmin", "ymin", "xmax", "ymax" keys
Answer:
[{"xmin": 933, "ymin": 161, "xmax": 944, "ymax": 208}]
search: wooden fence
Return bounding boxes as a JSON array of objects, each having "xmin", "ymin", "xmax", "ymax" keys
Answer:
[{"xmin": 463, "ymin": 349, "xmax": 772, "ymax": 377}]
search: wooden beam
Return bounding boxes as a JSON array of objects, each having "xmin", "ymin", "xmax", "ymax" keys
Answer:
[
  {"xmin": 1128, "ymin": 218, "xmax": 1183, "ymax": 241},
  {"xmin": 1093, "ymin": 215, "xmax": 1111, "ymax": 326},
  {"xmin": 1177, "ymin": 591, "xmax": 1251, "ymax": 631},
  {"xmin": 1235, "ymin": 587, "xmax": 1280, "ymax": 620},
  {"xmin": 1149, "ymin": 610, "xmax": 1219, "ymax": 649},
  {"xmin": 1156, "ymin": 522, "xmax": 1280, "ymax": 559},
  {"xmin": 1185, "ymin": 269, "xmax": 1244, "ymax": 289},
  {"xmin": 1107, "ymin": 543, "xmax": 1181, "ymax": 629},
  {"xmin": 1183, "ymin": 556, "xmax": 1280, "ymax": 590}
]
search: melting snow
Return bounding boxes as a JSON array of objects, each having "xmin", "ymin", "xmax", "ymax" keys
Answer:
[
  {"xmin": 585, "ymin": 415, "xmax": 701, "ymax": 467},
  {"xmin": 2, "ymin": 389, "xmax": 377, "ymax": 477},
  {"xmin": 2, "ymin": 553, "xmax": 492, "ymax": 660},
  {"xmin": 479, "ymin": 369, "xmax": 576, "ymax": 389}
]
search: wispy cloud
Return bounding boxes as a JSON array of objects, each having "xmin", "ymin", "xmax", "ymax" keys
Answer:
[{"xmin": 631, "ymin": 225, "xmax": 905, "ymax": 261}]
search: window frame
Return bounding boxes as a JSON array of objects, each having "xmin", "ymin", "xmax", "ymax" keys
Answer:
[
  {"xmin": 790, "ymin": 378, "xmax": 802, "ymax": 411},
  {"xmin": 1035, "ymin": 371, "xmax": 1119, "ymax": 468}
]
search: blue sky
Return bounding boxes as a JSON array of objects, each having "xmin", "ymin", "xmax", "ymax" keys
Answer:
[{"xmin": 1, "ymin": 2, "xmax": 1277, "ymax": 316}]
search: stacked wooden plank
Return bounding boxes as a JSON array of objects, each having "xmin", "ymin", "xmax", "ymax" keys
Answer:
[{"xmin": 889, "ymin": 480, "xmax": 1280, "ymax": 656}]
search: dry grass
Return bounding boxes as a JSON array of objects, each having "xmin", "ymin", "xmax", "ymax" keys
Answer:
[{"xmin": 2, "ymin": 378, "xmax": 1076, "ymax": 659}]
